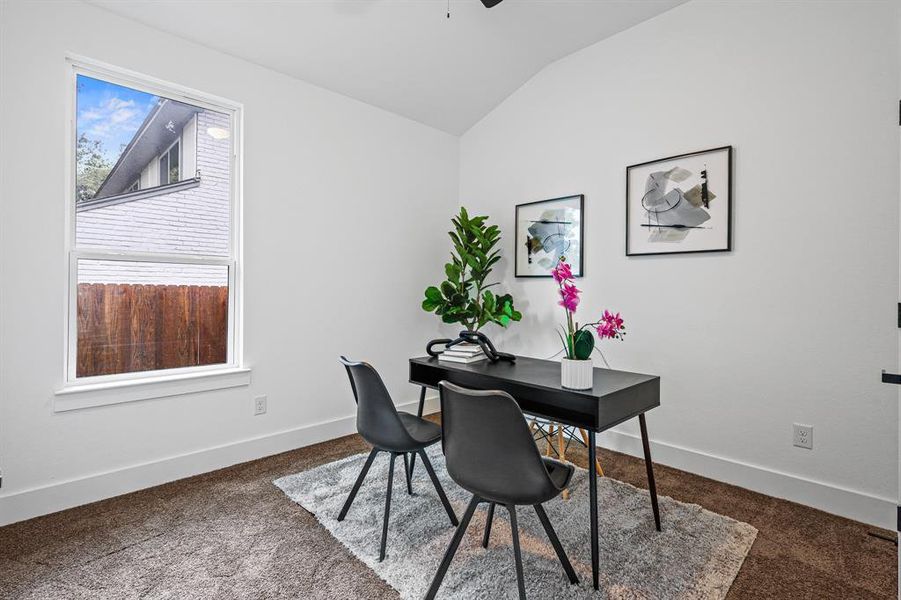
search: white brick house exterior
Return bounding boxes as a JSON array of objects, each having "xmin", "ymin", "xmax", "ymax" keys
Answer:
[{"xmin": 76, "ymin": 109, "xmax": 231, "ymax": 285}]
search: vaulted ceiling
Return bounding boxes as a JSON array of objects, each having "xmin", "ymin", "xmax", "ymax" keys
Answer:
[{"xmin": 89, "ymin": 0, "xmax": 686, "ymax": 135}]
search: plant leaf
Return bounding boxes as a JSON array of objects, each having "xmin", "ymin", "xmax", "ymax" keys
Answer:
[
  {"xmin": 482, "ymin": 291, "xmax": 496, "ymax": 314},
  {"xmin": 445, "ymin": 263, "xmax": 461, "ymax": 282},
  {"xmin": 556, "ymin": 328, "xmax": 570, "ymax": 358},
  {"xmin": 440, "ymin": 281, "xmax": 457, "ymax": 300},
  {"xmin": 573, "ymin": 329, "xmax": 595, "ymax": 360}
]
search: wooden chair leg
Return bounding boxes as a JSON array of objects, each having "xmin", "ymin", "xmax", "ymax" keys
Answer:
[
  {"xmin": 558, "ymin": 425, "xmax": 569, "ymax": 500},
  {"xmin": 546, "ymin": 423, "xmax": 555, "ymax": 456},
  {"xmin": 579, "ymin": 428, "xmax": 604, "ymax": 477},
  {"xmin": 557, "ymin": 425, "xmax": 566, "ymax": 459}
]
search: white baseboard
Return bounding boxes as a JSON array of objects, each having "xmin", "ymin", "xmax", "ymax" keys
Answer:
[
  {"xmin": 0, "ymin": 395, "xmax": 440, "ymax": 527},
  {"xmin": 3, "ymin": 397, "xmax": 893, "ymax": 531},
  {"xmin": 597, "ymin": 428, "xmax": 897, "ymax": 531}
]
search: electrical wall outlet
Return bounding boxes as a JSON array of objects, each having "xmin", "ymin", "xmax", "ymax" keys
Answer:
[
  {"xmin": 793, "ymin": 423, "xmax": 813, "ymax": 449},
  {"xmin": 254, "ymin": 395, "xmax": 267, "ymax": 416}
]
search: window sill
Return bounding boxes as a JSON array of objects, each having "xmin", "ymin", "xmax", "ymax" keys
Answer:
[{"xmin": 53, "ymin": 367, "xmax": 252, "ymax": 412}]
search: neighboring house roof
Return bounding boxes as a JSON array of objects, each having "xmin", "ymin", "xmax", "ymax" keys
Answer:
[
  {"xmin": 93, "ymin": 98, "xmax": 200, "ymax": 199},
  {"xmin": 76, "ymin": 177, "xmax": 201, "ymax": 213}
]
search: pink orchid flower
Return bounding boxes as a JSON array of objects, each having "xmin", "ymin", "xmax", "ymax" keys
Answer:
[
  {"xmin": 596, "ymin": 321, "xmax": 616, "ymax": 339},
  {"xmin": 551, "ymin": 260, "xmax": 573, "ymax": 283},
  {"xmin": 596, "ymin": 310, "xmax": 625, "ymax": 339},
  {"xmin": 603, "ymin": 310, "xmax": 624, "ymax": 329},
  {"xmin": 559, "ymin": 282, "xmax": 581, "ymax": 313}
]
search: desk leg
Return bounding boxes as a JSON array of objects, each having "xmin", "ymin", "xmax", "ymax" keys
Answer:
[
  {"xmin": 588, "ymin": 430, "xmax": 599, "ymax": 590},
  {"xmin": 408, "ymin": 387, "xmax": 427, "ymax": 478},
  {"xmin": 416, "ymin": 386, "xmax": 426, "ymax": 418},
  {"xmin": 639, "ymin": 413, "xmax": 661, "ymax": 531},
  {"xmin": 579, "ymin": 428, "xmax": 604, "ymax": 477}
]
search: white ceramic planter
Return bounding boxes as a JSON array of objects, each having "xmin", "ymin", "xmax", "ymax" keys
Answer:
[{"xmin": 561, "ymin": 358, "xmax": 593, "ymax": 390}]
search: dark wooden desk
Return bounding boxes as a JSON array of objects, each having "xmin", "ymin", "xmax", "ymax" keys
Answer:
[{"xmin": 409, "ymin": 355, "xmax": 661, "ymax": 591}]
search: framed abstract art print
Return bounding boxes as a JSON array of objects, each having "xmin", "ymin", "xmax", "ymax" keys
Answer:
[
  {"xmin": 515, "ymin": 194, "xmax": 583, "ymax": 277},
  {"xmin": 626, "ymin": 146, "xmax": 732, "ymax": 256}
]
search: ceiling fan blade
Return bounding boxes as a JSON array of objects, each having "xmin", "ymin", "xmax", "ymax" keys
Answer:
[{"xmin": 480, "ymin": 0, "xmax": 504, "ymax": 7}]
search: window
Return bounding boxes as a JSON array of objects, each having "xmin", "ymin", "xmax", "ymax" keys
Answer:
[
  {"xmin": 68, "ymin": 60, "xmax": 241, "ymax": 384},
  {"xmin": 158, "ymin": 140, "xmax": 179, "ymax": 186}
]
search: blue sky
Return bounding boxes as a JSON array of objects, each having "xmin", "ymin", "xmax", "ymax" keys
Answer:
[{"xmin": 76, "ymin": 75, "xmax": 158, "ymax": 164}]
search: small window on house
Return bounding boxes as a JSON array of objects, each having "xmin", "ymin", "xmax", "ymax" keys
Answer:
[
  {"xmin": 168, "ymin": 141, "xmax": 179, "ymax": 183},
  {"xmin": 158, "ymin": 141, "xmax": 180, "ymax": 186},
  {"xmin": 70, "ymin": 65, "xmax": 240, "ymax": 382}
]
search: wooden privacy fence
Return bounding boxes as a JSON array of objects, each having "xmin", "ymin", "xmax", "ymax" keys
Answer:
[{"xmin": 77, "ymin": 283, "xmax": 228, "ymax": 377}]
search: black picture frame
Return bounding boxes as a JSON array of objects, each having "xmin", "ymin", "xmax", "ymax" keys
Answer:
[
  {"xmin": 626, "ymin": 145, "xmax": 733, "ymax": 256},
  {"xmin": 514, "ymin": 194, "xmax": 585, "ymax": 278}
]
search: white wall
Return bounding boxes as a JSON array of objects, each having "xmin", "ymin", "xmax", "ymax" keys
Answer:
[
  {"xmin": 0, "ymin": 0, "xmax": 458, "ymax": 525},
  {"xmin": 460, "ymin": 0, "xmax": 900, "ymax": 528},
  {"xmin": 1, "ymin": 0, "xmax": 898, "ymax": 531}
]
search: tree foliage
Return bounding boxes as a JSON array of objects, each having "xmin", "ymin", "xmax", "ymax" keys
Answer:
[
  {"xmin": 422, "ymin": 207, "xmax": 521, "ymax": 332},
  {"xmin": 76, "ymin": 134, "xmax": 112, "ymax": 202}
]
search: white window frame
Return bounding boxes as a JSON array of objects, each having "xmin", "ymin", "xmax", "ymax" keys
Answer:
[{"xmin": 61, "ymin": 56, "xmax": 245, "ymax": 396}]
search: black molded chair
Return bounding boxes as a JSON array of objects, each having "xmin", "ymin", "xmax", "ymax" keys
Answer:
[
  {"xmin": 338, "ymin": 357, "xmax": 458, "ymax": 562},
  {"xmin": 425, "ymin": 381, "xmax": 578, "ymax": 600}
]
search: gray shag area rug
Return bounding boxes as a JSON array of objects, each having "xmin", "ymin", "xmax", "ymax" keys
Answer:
[{"xmin": 274, "ymin": 445, "xmax": 757, "ymax": 599}]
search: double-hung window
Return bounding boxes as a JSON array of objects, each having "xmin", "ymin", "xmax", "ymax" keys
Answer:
[{"xmin": 66, "ymin": 59, "xmax": 242, "ymax": 389}]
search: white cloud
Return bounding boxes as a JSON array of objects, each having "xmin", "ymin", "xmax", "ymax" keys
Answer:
[
  {"xmin": 106, "ymin": 97, "xmax": 135, "ymax": 111},
  {"xmin": 80, "ymin": 109, "xmax": 103, "ymax": 122},
  {"xmin": 110, "ymin": 108, "xmax": 138, "ymax": 125},
  {"xmin": 78, "ymin": 95, "xmax": 147, "ymax": 144}
]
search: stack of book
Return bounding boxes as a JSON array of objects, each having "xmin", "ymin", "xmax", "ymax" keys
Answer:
[{"xmin": 438, "ymin": 343, "xmax": 487, "ymax": 364}]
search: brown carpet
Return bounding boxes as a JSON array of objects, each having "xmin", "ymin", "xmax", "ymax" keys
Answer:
[{"xmin": 0, "ymin": 418, "xmax": 896, "ymax": 599}]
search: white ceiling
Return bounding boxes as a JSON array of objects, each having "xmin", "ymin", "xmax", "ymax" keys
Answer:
[{"xmin": 89, "ymin": 0, "xmax": 686, "ymax": 135}]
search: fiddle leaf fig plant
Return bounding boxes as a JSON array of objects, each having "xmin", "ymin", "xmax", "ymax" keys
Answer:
[{"xmin": 422, "ymin": 207, "xmax": 522, "ymax": 332}]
